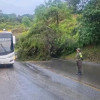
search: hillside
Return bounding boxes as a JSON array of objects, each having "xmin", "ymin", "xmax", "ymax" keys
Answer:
[{"xmin": 64, "ymin": 46, "xmax": 100, "ymax": 63}]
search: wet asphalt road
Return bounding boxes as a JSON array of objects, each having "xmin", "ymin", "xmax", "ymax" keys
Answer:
[
  {"xmin": 32, "ymin": 59, "xmax": 100, "ymax": 89},
  {"xmin": 0, "ymin": 61, "xmax": 100, "ymax": 100}
]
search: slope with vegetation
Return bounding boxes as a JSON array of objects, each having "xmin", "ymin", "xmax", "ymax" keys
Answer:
[
  {"xmin": 0, "ymin": 11, "xmax": 33, "ymax": 37},
  {"xmin": 16, "ymin": 0, "xmax": 79, "ymax": 60},
  {"xmin": 16, "ymin": 0, "xmax": 100, "ymax": 63},
  {"xmin": 1, "ymin": 0, "xmax": 99, "ymax": 63},
  {"xmin": 64, "ymin": 0, "xmax": 100, "ymax": 63}
]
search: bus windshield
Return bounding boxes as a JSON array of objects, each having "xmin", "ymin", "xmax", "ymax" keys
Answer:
[{"xmin": 0, "ymin": 33, "xmax": 14, "ymax": 55}]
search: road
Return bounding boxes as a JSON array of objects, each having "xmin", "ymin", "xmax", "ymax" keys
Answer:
[
  {"xmin": 0, "ymin": 61, "xmax": 100, "ymax": 100},
  {"xmin": 32, "ymin": 59, "xmax": 100, "ymax": 89}
]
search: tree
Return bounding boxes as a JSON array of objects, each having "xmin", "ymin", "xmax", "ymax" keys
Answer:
[
  {"xmin": 35, "ymin": 0, "xmax": 71, "ymax": 25},
  {"xmin": 65, "ymin": 0, "xmax": 91, "ymax": 13},
  {"xmin": 65, "ymin": 0, "xmax": 80, "ymax": 12},
  {"xmin": 22, "ymin": 16, "xmax": 31, "ymax": 27},
  {"xmin": 79, "ymin": 0, "xmax": 100, "ymax": 45},
  {"xmin": 77, "ymin": 0, "xmax": 91, "ymax": 11},
  {"xmin": 17, "ymin": 0, "xmax": 78, "ymax": 60}
]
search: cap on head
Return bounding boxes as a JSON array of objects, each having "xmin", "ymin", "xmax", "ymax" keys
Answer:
[{"xmin": 76, "ymin": 48, "xmax": 81, "ymax": 51}]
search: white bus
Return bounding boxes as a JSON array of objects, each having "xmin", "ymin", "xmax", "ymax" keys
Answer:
[{"xmin": 0, "ymin": 31, "xmax": 15, "ymax": 66}]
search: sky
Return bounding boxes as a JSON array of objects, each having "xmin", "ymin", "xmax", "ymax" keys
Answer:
[{"xmin": 0, "ymin": 0, "xmax": 46, "ymax": 15}]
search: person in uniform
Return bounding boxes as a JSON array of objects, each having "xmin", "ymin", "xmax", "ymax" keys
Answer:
[{"xmin": 76, "ymin": 48, "xmax": 83, "ymax": 75}]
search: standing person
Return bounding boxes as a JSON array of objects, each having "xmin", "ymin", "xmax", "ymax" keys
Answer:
[{"xmin": 76, "ymin": 48, "xmax": 83, "ymax": 75}]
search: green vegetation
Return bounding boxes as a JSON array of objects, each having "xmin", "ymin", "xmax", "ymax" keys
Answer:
[
  {"xmin": 65, "ymin": 46, "xmax": 100, "ymax": 63},
  {"xmin": 16, "ymin": 0, "xmax": 79, "ymax": 60},
  {"xmin": 0, "ymin": 11, "xmax": 33, "ymax": 36},
  {"xmin": 0, "ymin": 0, "xmax": 100, "ymax": 62},
  {"xmin": 79, "ymin": 0, "xmax": 100, "ymax": 46},
  {"xmin": 16, "ymin": 0, "xmax": 100, "ymax": 61}
]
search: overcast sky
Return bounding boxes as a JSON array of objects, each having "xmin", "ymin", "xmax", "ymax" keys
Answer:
[{"xmin": 0, "ymin": 0, "xmax": 46, "ymax": 15}]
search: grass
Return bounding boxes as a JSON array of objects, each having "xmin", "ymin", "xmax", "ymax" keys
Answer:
[{"xmin": 64, "ymin": 46, "xmax": 100, "ymax": 63}]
